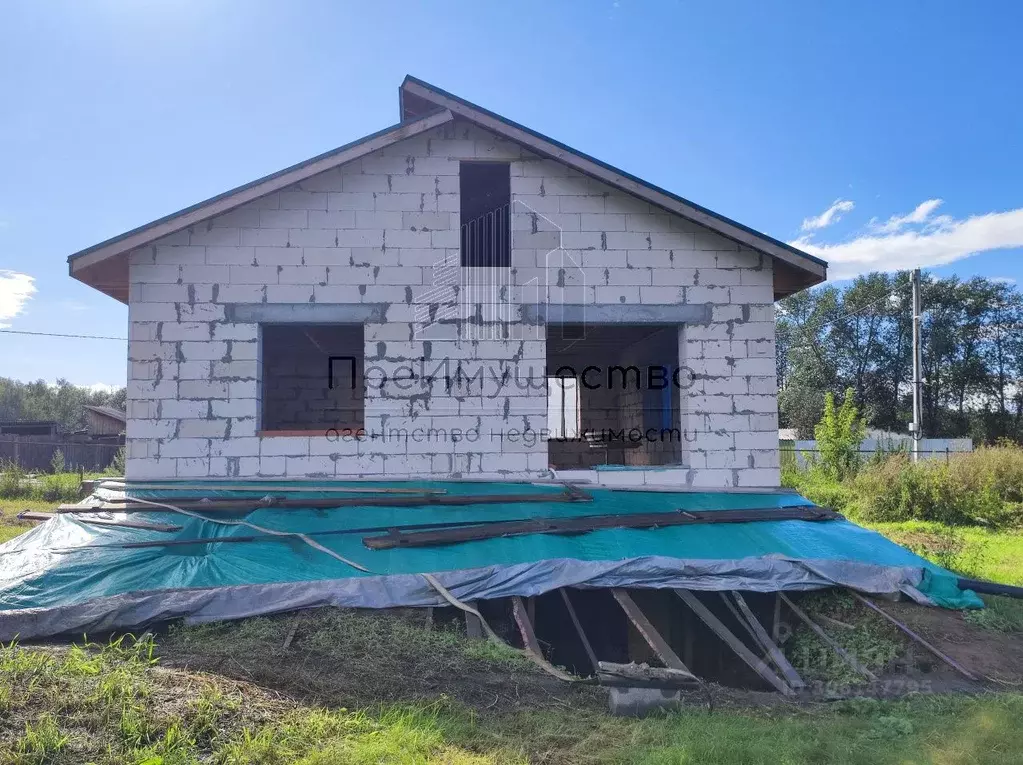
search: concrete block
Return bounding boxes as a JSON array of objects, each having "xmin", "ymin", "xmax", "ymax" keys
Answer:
[{"xmin": 178, "ymin": 419, "xmax": 228, "ymax": 439}]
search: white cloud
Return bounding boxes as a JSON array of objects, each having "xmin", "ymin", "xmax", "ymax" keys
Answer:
[
  {"xmin": 792, "ymin": 204, "xmax": 1023, "ymax": 281},
  {"xmin": 870, "ymin": 199, "xmax": 944, "ymax": 234},
  {"xmin": 0, "ymin": 270, "xmax": 36, "ymax": 328},
  {"xmin": 992, "ymin": 276, "xmax": 1017, "ymax": 285},
  {"xmin": 83, "ymin": 382, "xmax": 121, "ymax": 394},
  {"xmin": 801, "ymin": 199, "xmax": 855, "ymax": 232}
]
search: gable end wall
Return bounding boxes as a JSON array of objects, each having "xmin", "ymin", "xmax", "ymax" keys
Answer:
[{"xmin": 125, "ymin": 120, "xmax": 779, "ymax": 486}]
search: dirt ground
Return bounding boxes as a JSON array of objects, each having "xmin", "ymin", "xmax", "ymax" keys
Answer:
[
  {"xmin": 886, "ymin": 600, "xmax": 1023, "ymax": 687},
  {"xmin": 156, "ymin": 608, "xmax": 609, "ymax": 717},
  {"xmin": 152, "ymin": 597, "xmax": 1023, "ymax": 717}
]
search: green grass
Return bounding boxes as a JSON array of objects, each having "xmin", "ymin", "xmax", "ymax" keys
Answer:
[
  {"xmin": 1, "ymin": 636, "xmax": 1023, "ymax": 764},
  {"xmin": 0, "ymin": 501, "xmax": 58, "ymax": 544},
  {"xmin": 781, "ymin": 591, "xmax": 906, "ymax": 687},
  {"xmin": 865, "ymin": 519, "xmax": 1023, "ymax": 586}
]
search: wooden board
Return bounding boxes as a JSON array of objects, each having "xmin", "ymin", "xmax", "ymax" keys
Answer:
[
  {"xmin": 59, "ymin": 488, "xmax": 590, "ymax": 515},
  {"xmin": 611, "ymin": 589, "xmax": 695, "ymax": 677},
  {"xmin": 363, "ymin": 505, "xmax": 841, "ymax": 550},
  {"xmin": 674, "ymin": 589, "xmax": 793, "ymax": 696}
]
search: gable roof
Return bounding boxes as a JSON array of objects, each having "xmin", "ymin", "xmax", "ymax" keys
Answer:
[
  {"xmin": 68, "ymin": 76, "xmax": 826, "ymax": 301},
  {"xmin": 68, "ymin": 108, "xmax": 454, "ymax": 301},
  {"xmin": 400, "ymin": 76, "xmax": 826, "ymax": 297},
  {"xmin": 83, "ymin": 405, "xmax": 127, "ymax": 423}
]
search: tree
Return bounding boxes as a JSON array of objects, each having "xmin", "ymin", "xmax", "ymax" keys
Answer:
[
  {"xmin": 0, "ymin": 378, "xmax": 127, "ymax": 432},
  {"xmin": 814, "ymin": 387, "xmax": 867, "ymax": 480},
  {"xmin": 777, "ymin": 271, "xmax": 1023, "ymax": 445}
]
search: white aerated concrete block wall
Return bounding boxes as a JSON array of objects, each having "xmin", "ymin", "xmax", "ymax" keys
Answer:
[{"xmin": 125, "ymin": 120, "xmax": 779, "ymax": 486}]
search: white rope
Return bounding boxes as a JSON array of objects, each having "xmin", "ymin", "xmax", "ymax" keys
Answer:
[
  {"xmin": 421, "ymin": 573, "xmax": 577, "ymax": 682},
  {"xmin": 123, "ymin": 495, "xmax": 371, "ymax": 573}
]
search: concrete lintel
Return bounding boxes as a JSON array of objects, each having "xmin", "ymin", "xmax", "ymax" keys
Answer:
[
  {"xmin": 522, "ymin": 304, "xmax": 710, "ymax": 326},
  {"xmin": 228, "ymin": 303, "xmax": 388, "ymax": 324}
]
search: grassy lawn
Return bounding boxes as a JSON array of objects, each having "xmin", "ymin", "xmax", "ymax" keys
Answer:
[
  {"xmin": 0, "ymin": 500, "xmax": 59, "ymax": 544},
  {"xmin": 2, "ymin": 633, "xmax": 1023, "ymax": 764},
  {"xmin": 865, "ymin": 519, "xmax": 1023, "ymax": 586}
]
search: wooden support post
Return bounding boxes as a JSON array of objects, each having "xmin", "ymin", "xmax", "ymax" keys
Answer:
[
  {"xmin": 674, "ymin": 589, "xmax": 794, "ymax": 696},
  {"xmin": 682, "ymin": 603, "xmax": 695, "ymax": 669},
  {"xmin": 611, "ymin": 589, "xmax": 694, "ymax": 677},
  {"xmin": 511, "ymin": 595, "xmax": 542, "ymax": 656},
  {"xmin": 847, "ymin": 591, "xmax": 978, "ymax": 682},
  {"xmin": 731, "ymin": 593, "xmax": 804, "ymax": 689},
  {"xmin": 281, "ymin": 616, "xmax": 301, "ymax": 653},
  {"xmin": 772, "ymin": 593, "xmax": 782, "ymax": 643},
  {"xmin": 779, "ymin": 593, "xmax": 876, "ymax": 682},
  {"xmin": 718, "ymin": 593, "xmax": 770, "ymax": 653},
  {"xmin": 559, "ymin": 589, "xmax": 599, "ymax": 673},
  {"xmin": 464, "ymin": 601, "xmax": 484, "ymax": 639}
]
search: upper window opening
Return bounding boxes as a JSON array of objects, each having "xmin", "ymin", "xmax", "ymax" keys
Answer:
[{"xmin": 460, "ymin": 162, "xmax": 510, "ymax": 267}]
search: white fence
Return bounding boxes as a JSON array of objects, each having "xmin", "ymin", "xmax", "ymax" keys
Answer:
[{"xmin": 785, "ymin": 437, "xmax": 973, "ymax": 468}]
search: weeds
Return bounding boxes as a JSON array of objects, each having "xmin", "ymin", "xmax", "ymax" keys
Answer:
[
  {"xmin": 964, "ymin": 595, "xmax": 1023, "ymax": 633},
  {"xmin": 783, "ymin": 445, "xmax": 1023, "ymax": 528},
  {"xmin": 784, "ymin": 592, "xmax": 905, "ymax": 688},
  {"xmin": 10, "ymin": 713, "xmax": 69, "ymax": 765}
]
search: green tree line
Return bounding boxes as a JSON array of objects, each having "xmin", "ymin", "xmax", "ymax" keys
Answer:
[
  {"xmin": 0, "ymin": 377, "xmax": 127, "ymax": 433},
  {"xmin": 777, "ymin": 271, "xmax": 1023, "ymax": 442}
]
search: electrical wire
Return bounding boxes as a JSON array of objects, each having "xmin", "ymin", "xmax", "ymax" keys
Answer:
[
  {"xmin": 0, "ymin": 328, "xmax": 127, "ymax": 341},
  {"xmin": 781, "ymin": 284, "xmax": 908, "ymax": 354}
]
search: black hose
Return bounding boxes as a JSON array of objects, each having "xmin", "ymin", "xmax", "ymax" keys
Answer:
[{"xmin": 957, "ymin": 578, "xmax": 1023, "ymax": 599}]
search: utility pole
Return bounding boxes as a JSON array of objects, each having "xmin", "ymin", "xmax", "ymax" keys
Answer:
[{"xmin": 910, "ymin": 268, "xmax": 923, "ymax": 463}]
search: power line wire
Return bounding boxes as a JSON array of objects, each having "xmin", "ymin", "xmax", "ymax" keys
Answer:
[
  {"xmin": 0, "ymin": 329, "xmax": 127, "ymax": 341},
  {"xmin": 781, "ymin": 284, "xmax": 908, "ymax": 353}
]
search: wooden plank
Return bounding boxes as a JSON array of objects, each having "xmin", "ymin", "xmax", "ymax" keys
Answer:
[
  {"xmin": 611, "ymin": 589, "xmax": 694, "ymax": 676},
  {"xmin": 511, "ymin": 595, "xmax": 543, "ymax": 656},
  {"xmin": 281, "ymin": 616, "xmax": 301, "ymax": 652},
  {"xmin": 18, "ymin": 511, "xmax": 181, "ymax": 533},
  {"xmin": 100, "ymin": 481, "xmax": 444, "ymax": 495},
  {"xmin": 16, "ymin": 511, "xmax": 54, "ymax": 523},
  {"xmin": 363, "ymin": 505, "xmax": 841, "ymax": 550},
  {"xmin": 674, "ymin": 589, "xmax": 794, "ymax": 696},
  {"xmin": 847, "ymin": 591, "xmax": 978, "ymax": 682},
  {"xmin": 731, "ymin": 593, "xmax": 805, "ymax": 689},
  {"xmin": 60, "ymin": 488, "xmax": 591, "ymax": 515},
  {"xmin": 597, "ymin": 661, "xmax": 700, "ymax": 689},
  {"xmin": 718, "ymin": 593, "xmax": 769, "ymax": 652},
  {"xmin": 559, "ymin": 589, "xmax": 599, "ymax": 673},
  {"xmin": 779, "ymin": 593, "xmax": 876, "ymax": 681}
]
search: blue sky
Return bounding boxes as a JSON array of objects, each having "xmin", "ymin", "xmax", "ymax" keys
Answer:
[{"xmin": 2, "ymin": 1, "xmax": 1022, "ymax": 388}]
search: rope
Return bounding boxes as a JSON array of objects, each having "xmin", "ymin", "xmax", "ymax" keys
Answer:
[
  {"xmin": 420, "ymin": 573, "xmax": 577, "ymax": 682},
  {"xmin": 120, "ymin": 495, "xmax": 371, "ymax": 573}
]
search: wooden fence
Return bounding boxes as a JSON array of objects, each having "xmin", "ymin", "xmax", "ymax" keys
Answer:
[{"xmin": 0, "ymin": 435, "xmax": 122, "ymax": 473}]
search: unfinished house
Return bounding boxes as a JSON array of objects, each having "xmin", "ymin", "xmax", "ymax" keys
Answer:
[
  {"xmin": 68, "ymin": 77, "xmax": 826, "ymax": 486},
  {"xmin": 4, "ymin": 81, "xmax": 987, "ymax": 698}
]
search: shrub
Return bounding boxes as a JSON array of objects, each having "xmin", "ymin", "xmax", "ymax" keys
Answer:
[
  {"xmin": 0, "ymin": 460, "xmax": 29, "ymax": 499},
  {"xmin": 850, "ymin": 446, "xmax": 1023, "ymax": 527},
  {"xmin": 105, "ymin": 447, "xmax": 125, "ymax": 477},
  {"xmin": 49, "ymin": 449, "xmax": 66, "ymax": 475},
  {"xmin": 38, "ymin": 473, "xmax": 81, "ymax": 502}
]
